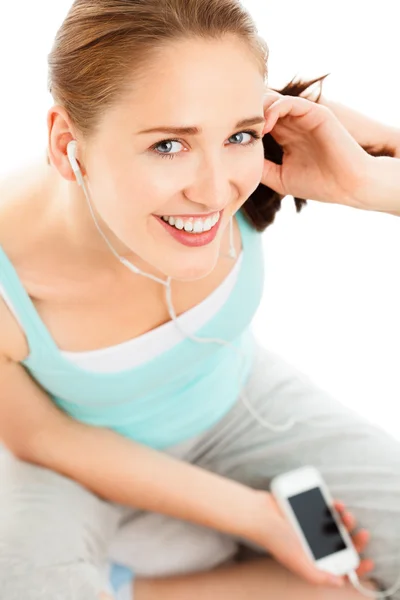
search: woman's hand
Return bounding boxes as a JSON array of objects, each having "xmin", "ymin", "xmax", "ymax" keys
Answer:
[
  {"xmin": 261, "ymin": 91, "xmax": 375, "ymax": 209},
  {"xmin": 251, "ymin": 492, "xmax": 373, "ymax": 588}
]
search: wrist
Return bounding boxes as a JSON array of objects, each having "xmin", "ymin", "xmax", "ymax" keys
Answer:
[
  {"xmin": 353, "ymin": 154, "xmax": 400, "ymax": 216},
  {"xmin": 236, "ymin": 489, "xmax": 274, "ymax": 544}
]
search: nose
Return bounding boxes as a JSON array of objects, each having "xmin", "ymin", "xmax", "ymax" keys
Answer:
[{"xmin": 187, "ymin": 155, "xmax": 233, "ymax": 212}]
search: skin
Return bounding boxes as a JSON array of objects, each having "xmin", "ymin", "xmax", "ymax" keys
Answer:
[
  {"xmin": 0, "ymin": 35, "xmax": 266, "ymax": 360},
  {"xmin": 0, "ymin": 35, "xmax": 378, "ymax": 598},
  {"xmin": 48, "ymin": 35, "xmax": 266, "ymax": 281}
]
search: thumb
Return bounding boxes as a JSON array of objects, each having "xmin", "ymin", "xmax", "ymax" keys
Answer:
[
  {"xmin": 261, "ymin": 159, "xmax": 285, "ymax": 194},
  {"xmin": 290, "ymin": 546, "xmax": 345, "ymax": 588},
  {"xmin": 275, "ymin": 534, "xmax": 345, "ymax": 588}
]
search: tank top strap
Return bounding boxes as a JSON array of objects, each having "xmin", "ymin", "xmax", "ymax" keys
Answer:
[{"xmin": 0, "ymin": 245, "xmax": 56, "ymax": 357}]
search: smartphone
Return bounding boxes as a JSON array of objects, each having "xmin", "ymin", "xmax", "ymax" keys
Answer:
[{"xmin": 270, "ymin": 466, "xmax": 360, "ymax": 576}]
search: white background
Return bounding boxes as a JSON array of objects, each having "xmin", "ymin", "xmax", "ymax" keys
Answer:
[{"xmin": 1, "ymin": 2, "xmax": 399, "ymax": 438}]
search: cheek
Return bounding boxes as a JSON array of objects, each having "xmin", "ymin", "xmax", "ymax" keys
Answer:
[
  {"xmin": 239, "ymin": 151, "xmax": 265, "ymax": 194},
  {"xmin": 91, "ymin": 162, "xmax": 151, "ymax": 219}
]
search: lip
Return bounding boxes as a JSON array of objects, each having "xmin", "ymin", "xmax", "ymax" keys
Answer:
[
  {"xmin": 156, "ymin": 211, "xmax": 220, "ymax": 219},
  {"xmin": 154, "ymin": 211, "xmax": 223, "ymax": 247}
]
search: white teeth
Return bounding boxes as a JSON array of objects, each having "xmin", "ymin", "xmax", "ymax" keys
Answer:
[
  {"xmin": 160, "ymin": 212, "xmax": 220, "ymax": 233},
  {"xmin": 175, "ymin": 218, "xmax": 184, "ymax": 230},
  {"xmin": 193, "ymin": 220, "xmax": 204, "ymax": 233},
  {"xmin": 203, "ymin": 218, "xmax": 212, "ymax": 231}
]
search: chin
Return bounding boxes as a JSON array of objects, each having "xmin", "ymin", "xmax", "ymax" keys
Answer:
[{"xmin": 162, "ymin": 255, "xmax": 218, "ymax": 282}]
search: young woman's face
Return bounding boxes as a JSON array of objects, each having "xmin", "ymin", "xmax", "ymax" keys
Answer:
[{"xmin": 84, "ymin": 36, "xmax": 266, "ymax": 281}]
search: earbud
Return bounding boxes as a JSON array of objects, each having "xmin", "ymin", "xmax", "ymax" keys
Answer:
[{"xmin": 67, "ymin": 140, "xmax": 84, "ymax": 186}]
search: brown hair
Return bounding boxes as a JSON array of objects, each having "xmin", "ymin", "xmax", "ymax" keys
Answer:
[{"xmin": 47, "ymin": 0, "xmax": 396, "ymax": 232}]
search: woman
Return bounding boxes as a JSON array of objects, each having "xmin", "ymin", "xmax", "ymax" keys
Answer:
[{"xmin": 0, "ymin": 1, "xmax": 399, "ymax": 599}]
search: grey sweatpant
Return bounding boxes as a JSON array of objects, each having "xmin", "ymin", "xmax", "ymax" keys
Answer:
[{"xmin": 1, "ymin": 342, "xmax": 399, "ymax": 599}]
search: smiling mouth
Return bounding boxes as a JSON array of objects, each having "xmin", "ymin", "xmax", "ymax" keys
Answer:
[{"xmin": 159, "ymin": 212, "xmax": 221, "ymax": 234}]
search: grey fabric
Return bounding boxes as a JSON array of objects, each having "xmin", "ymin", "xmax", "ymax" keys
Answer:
[{"xmin": 1, "ymin": 342, "xmax": 400, "ymax": 598}]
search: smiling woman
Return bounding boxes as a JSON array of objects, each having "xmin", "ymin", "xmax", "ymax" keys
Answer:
[
  {"xmin": 46, "ymin": 25, "xmax": 269, "ymax": 281},
  {"xmin": 0, "ymin": 1, "xmax": 400, "ymax": 600}
]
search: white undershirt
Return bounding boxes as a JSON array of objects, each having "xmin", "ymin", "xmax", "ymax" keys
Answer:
[{"xmin": 0, "ymin": 252, "xmax": 243, "ymax": 373}]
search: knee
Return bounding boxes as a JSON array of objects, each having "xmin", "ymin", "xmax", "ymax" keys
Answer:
[
  {"xmin": 0, "ymin": 452, "xmax": 113, "ymax": 599},
  {"xmin": 0, "ymin": 451, "xmax": 120, "ymax": 565}
]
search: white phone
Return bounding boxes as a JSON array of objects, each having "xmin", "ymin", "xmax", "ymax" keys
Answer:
[{"xmin": 270, "ymin": 466, "xmax": 360, "ymax": 576}]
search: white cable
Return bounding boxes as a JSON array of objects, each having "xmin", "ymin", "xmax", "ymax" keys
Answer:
[
  {"xmin": 76, "ymin": 164, "xmax": 294, "ymax": 429},
  {"xmin": 75, "ymin": 163, "xmax": 400, "ymax": 592},
  {"xmin": 348, "ymin": 569, "xmax": 400, "ymax": 599},
  {"xmin": 79, "ymin": 175, "xmax": 168, "ymax": 286},
  {"xmin": 164, "ymin": 275, "xmax": 296, "ymax": 433},
  {"xmin": 75, "ymin": 164, "xmax": 379, "ymax": 433}
]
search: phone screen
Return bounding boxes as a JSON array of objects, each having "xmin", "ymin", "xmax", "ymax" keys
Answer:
[{"xmin": 288, "ymin": 487, "xmax": 347, "ymax": 560}]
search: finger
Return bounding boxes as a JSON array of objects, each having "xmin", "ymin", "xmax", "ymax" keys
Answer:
[
  {"xmin": 341, "ymin": 510, "xmax": 357, "ymax": 532},
  {"xmin": 287, "ymin": 544, "xmax": 345, "ymax": 588},
  {"xmin": 261, "ymin": 159, "xmax": 285, "ymax": 194},
  {"xmin": 356, "ymin": 559, "xmax": 375, "ymax": 579},
  {"xmin": 298, "ymin": 556, "xmax": 345, "ymax": 588},
  {"xmin": 263, "ymin": 96, "xmax": 318, "ymax": 133},
  {"xmin": 332, "ymin": 502, "xmax": 354, "ymax": 528},
  {"xmin": 333, "ymin": 502, "xmax": 357, "ymax": 530},
  {"xmin": 274, "ymin": 531, "xmax": 345, "ymax": 588},
  {"xmin": 263, "ymin": 89, "xmax": 282, "ymax": 112},
  {"xmin": 352, "ymin": 529, "xmax": 370, "ymax": 554},
  {"xmin": 333, "ymin": 500, "xmax": 346, "ymax": 512}
]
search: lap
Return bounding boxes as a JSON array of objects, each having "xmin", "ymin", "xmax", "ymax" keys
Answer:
[
  {"xmin": 111, "ymin": 344, "xmax": 400, "ymax": 578},
  {"xmin": 183, "ymin": 343, "xmax": 400, "ymax": 590},
  {"xmin": 0, "ymin": 446, "xmax": 123, "ymax": 564},
  {"xmin": 2, "ymin": 344, "xmax": 399, "ymax": 593},
  {"xmin": 190, "ymin": 344, "xmax": 400, "ymax": 484}
]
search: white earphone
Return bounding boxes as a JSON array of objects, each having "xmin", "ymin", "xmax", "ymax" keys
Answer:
[
  {"xmin": 67, "ymin": 140, "xmax": 85, "ymax": 187},
  {"xmin": 66, "ymin": 139, "xmax": 236, "ymax": 259}
]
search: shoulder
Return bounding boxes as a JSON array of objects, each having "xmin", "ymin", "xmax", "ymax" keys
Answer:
[
  {"xmin": 0, "ymin": 159, "xmax": 49, "ymax": 253},
  {"xmin": 0, "ymin": 159, "xmax": 49, "ymax": 363}
]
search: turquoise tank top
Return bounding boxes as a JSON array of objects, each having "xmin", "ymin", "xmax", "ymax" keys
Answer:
[{"xmin": 0, "ymin": 210, "xmax": 264, "ymax": 449}]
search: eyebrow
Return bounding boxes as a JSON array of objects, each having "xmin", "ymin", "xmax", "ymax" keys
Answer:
[{"xmin": 137, "ymin": 116, "xmax": 265, "ymax": 136}]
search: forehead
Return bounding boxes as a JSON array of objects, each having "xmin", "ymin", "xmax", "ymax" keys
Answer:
[{"xmin": 111, "ymin": 36, "xmax": 266, "ymax": 130}]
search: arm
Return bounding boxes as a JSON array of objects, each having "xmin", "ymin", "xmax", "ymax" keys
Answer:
[
  {"xmin": 354, "ymin": 154, "xmax": 400, "ymax": 217},
  {"xmin": 0, "ymin": 331, "xmax": 345, "ymax": 587},
  {"xmin": 0, "ymin": 353, "xmax": 264, "ymax": 542},
  {"xmin": 265, "ymin": 83, "xmax": 400, "ymax": 215},
  {"xmin": 318, "ymin": 95, "xmax": 400, "ymax": 159},
  {"xmin": 320, "ymin": 97, "xmax": 400, "ymax": 216}
]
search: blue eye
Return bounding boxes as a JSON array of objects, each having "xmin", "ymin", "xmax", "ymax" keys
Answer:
[{"xmin": 151, "ymin": 129, "xmax": 262, "ymax": 160}]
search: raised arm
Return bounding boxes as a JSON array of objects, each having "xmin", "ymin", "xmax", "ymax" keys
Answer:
[
  {"xmin": 261, "ymin": 89, "xmax": 400, "ymax": 216},
  {"xmin": 318, "ymin": 95, "xmax": 400, "ymax": 159},
  {"xmin": 318, "ymin": 96, "xmax": 400, "ymax": 216}
]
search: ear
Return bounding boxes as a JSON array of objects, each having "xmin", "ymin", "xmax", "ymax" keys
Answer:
[{"xmin": 47, "ymin": 106, "xmax": 85, "ymax": 181}]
